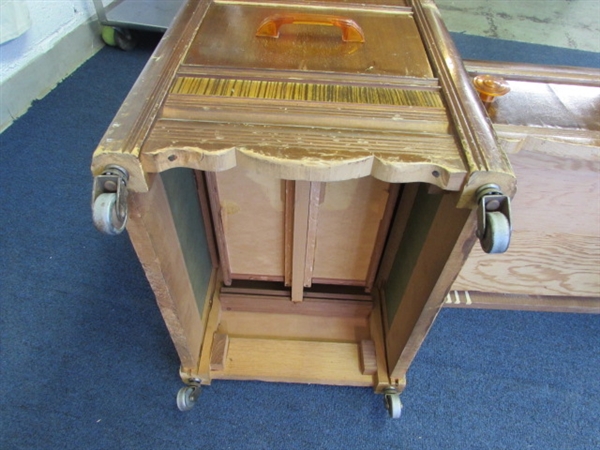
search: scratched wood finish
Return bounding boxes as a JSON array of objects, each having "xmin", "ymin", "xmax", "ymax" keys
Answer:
[
  {"xmin": 91, "ymin": 0, "xmax": 520, "ymax": 202},
  {"xmin": 184, "ymin": 1, "xmax": 433, "ymax": 77},
  {"xmin": 89, "ymin": 0, "xmax": 526, "ymax": 394}
]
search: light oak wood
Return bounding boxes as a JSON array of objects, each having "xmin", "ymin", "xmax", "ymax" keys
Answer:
[
  {"xmin": 284, "ymin": 180, "xmax": 294, "ymax": 287},
  {"xmin": 454, "ymin": 142, "xmax": 600, "ymax": 297},
  {"xmin": 292, "ymin": 181, "xmax": 311, "ymax": 301},
  {"xmin": 312, "ymin": 177, "xmax": 391, "ymax": 284},
  {"xmin": 444, "ymin": 290, "xmax": 600, "ymax": 314},
  {"xmin": 212, "ymin": 337, "xmax": 374, "ymax": 386},
  {"xmin": 359, "ymin": 340, "xmax": 377, "ymax": 376},
  {"xmin": 365, "ymin": 183, "xmax": 401, "ymax": 291},
  {"xmin": 204, "ymin": 171, "xmax": 232, "ymax": 285},
  {"xmin": 219, "ymin": 293, "xmax": 372, "ymax": 318},
  {"xmin": 303, "ymin": 182, "xmax": 322, "ymax": 287},
  {"xmin": 209, "ymin": 333, "xmax": 229, "ymax": 371},
  {"xmin": 218, "ymin": 310, "xmax": 370, "ymax": 343},
  {"xmin": 215, "ymin": 166, "xmax": 286, "ymax": 280},
  {"xmin": 196, "ymin": 287, "xmax": 222, "ymax": 383},
  {"xmin": 369, "ymin": 289, "xmax": 393, "ymax": 392}
]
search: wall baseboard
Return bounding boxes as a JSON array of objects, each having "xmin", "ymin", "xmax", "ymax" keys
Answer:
[{"xmin": 1, "ymin": 19, "xmax": 104, "ymax": 133}]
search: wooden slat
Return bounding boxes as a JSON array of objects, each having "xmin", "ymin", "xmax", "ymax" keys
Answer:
[
  {"xmin": 303, "ymin": 183, "xmax": 322, "ymax": 287},
  {"xmin": 365, "ymin": 183, "xmax": 401, "ymax": 291},
  {"xmin": 359, "ymin": 340, "xmax": 377, "ymax": 376},
  {"xmin": 204, "ymin": 171, "xmax": 232, "ymax": 285},
  {"xmin": 196, "ymin": 289, "xmax": 222, "ymax": 383},
  {"xmin": 284, "ymin": 180, "xmax": 294, "ymax": 287},
  {"xmin": 370, "ymin": 289, "xmax": 393, "ymax": 393},
  {"xmin": 194, "ymin": 170, "xmax": 219, "ymax": 269},
  {"xmin": 209, "ymin": 333, "xmax": 230, "ymax": 372},
  {"xmin": 171, "ymin": 76, "xmax": 444, "ymax": 107},
  {"xmin": 219, "ymin": 294, "xmax": 372, "ymax": 318},
  {"xmin": 292, "ymin": 181, "xmax": 311, "ymax": 302},
  {"xmin": 212, "ymin": 338, "xmax": 374, "ymax": 386},
  {"xmin": 218, "ymin": 311, "xmax": 370, "ymax": 343}
]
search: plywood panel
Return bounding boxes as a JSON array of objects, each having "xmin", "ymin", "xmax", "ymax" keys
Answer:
[
  {"xmin": 215, "ymin": 166, "xmax": 285, "ymax": 279},
  {"xmin": 454, "ymin": 148, "xmax": 600, "ymax": 297},
  {"xmin": 312, "ymin": 177, "xmax": 390, "ymax": 283},
  {"xmin": 212, "ymin": 337, "xmax": 373, "ymax": 386}
]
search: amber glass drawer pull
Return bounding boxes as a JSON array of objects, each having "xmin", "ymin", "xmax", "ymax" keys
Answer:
[{"xmin": 256, "ymin": 13, "xmax": 365, "ymax": 43}]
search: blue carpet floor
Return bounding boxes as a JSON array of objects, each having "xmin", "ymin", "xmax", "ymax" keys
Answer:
[{"xmin": 1, "ymin": 33, "xmax": 599, "ymax": 449}]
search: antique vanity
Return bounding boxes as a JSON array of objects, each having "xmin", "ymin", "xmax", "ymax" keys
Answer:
[{"xmin": 90, "ymin": 0, "xmax": 599, "ymax": 418}]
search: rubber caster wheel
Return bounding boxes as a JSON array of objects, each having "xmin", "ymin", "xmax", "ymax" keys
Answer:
[
  {"xmin": 93, "ymin": 193, "xmax": 127, "ymax": 235},
  {"xmin": 177, "ymin": 385, "xmax": 200, "ymax": 412},
  {"xmin": 480, "ymin": 211, "xmax": 510, "ymax": 254},
  {"xmin": 384, "ymin": 393, "xmax": 402, "ymax": 419},
  {"xmin": 101, "ymin": 26, "xmax": 137, "ymax": 51}
]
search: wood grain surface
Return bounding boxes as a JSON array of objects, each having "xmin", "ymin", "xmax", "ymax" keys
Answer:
[{"xmin": 454, "ymin": 146, "xmax": 600, "ymax": 297}]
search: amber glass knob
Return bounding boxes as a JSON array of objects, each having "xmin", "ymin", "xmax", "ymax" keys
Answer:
[{"xmin": 473, "ymin": 75, "xmax": 510, "ymax": 103}]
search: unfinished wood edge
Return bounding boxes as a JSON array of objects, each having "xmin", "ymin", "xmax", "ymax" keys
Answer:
[
  {"xmin": 370, "ymin": 289, "xmax": 392, "ymax": 392},
  {"xmin": 220, "ymin": 293, "xmax": 372, "ymax": 318},
  {"xmin": 211, "ymin": 337, "xmax": 373, "ymax": 387},
  {"xmin": 204, "ymin": 171, "xmax": 232, "ymax": 285},
  {"xmin": 359, "ymin": 340, "xmax": 377, "ymax": 376},
  {"xmin": 292, "ymin": 181, "xmax": 311, "ymax": 302},
  {"xmin": 196, "ymin": 289, "xmax": 223, "ymax": 383},
  {"xmin": 443, "ymin": 291, "xmax": 600, "ymax": 314},
  {"xmin": 366, "ymin": 183, "xmax": 401, "ymax": 291},
  {"xmin": 376, "ymin": 183, "xmax": 419, "ymax": 286},
  {"xmin": 284, "ymin": 180, "xmax": 294, "ymax": 287},
  {"xmin": 303, "ymin": 182, "xmax": 322, "ymax": 287},
  {"xmin": 209, "ymin": 333, "xmax": 230, "ymax": 371},
  {"xmin": 194, "ymin": 170, "xmax": 219, "ymax": 268}
]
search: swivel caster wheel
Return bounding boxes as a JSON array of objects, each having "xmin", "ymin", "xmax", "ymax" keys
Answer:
[
  {"xmin": 476, "ymin": 184, "xmax": 512, "ymax": 254},
  {"xmin": 384, "ymin": 389, "xmax": 402, "ymax": 419},
  {"xmin": 177, "ymin": 385, "xmax": 201, "ymax": 412},
  {"xmin": 480, "ymin": 211, "xmax": 510, "ymax": 254},
  {"xmin": 93, "ymin": 193, "xmax": 127, "ymax": 235}
]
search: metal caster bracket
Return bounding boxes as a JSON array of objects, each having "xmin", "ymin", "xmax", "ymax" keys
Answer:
[
  {"xmin": 476, "ymin": 184, "xmax": 512, "ymax": 254},
  {"xmin": 92, "ymin": 165, "xmax": 129, "ymax": 235}
]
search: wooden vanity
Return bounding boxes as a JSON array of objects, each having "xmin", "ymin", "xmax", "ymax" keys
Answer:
[{"xmin": 90, "ymin": 0, "xmax": 598, "ymax": 417}]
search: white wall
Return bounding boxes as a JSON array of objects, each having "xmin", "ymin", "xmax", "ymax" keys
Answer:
[{"xmin": 0, "ymin": 0, "xmax": 106, "ymax": 132}]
